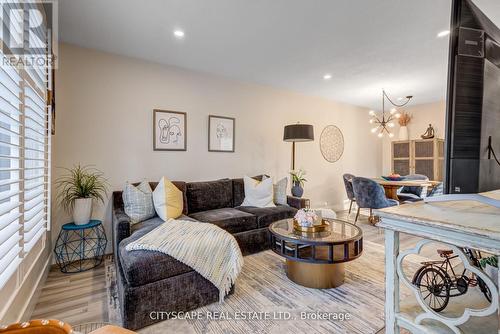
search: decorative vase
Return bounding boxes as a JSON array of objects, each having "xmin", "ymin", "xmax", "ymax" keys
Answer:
[
  {"xmin": 73, "ymin": 198, "xmax": 92, "ymax": 225},
  {"xmin": 291, "ymin": 182, "xmax": 304, "ymax": 197},
  {"xmin": 399, "ymin": 126, "xmax": 409, "ymax": 140}
]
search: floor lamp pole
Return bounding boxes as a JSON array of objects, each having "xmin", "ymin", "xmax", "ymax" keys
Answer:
[{"xmin": 292, "ymin": 141, "xmax": 295, "ymax": 170}]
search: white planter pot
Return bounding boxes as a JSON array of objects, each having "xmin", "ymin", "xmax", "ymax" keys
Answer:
[
  {"xmin": 399, "ymin": 126, "xmax": 409, "ymax": 140},
  {"xmin": 484, "ymin": 264, "xmax": 498, "ymax": 287},
  {"xmin": 73, "ymin": 198, "xmax": 93, "ymax": 225}
]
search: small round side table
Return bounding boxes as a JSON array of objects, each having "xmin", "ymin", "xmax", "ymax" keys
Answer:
[{"xmin": 54, "ymin": 220, "xmax": 107, "ymax": 273}]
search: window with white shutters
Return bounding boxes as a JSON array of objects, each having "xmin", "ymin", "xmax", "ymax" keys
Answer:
[{"xmin": 0, "ymin": 2, "xmax": 51, "ymax": 288}]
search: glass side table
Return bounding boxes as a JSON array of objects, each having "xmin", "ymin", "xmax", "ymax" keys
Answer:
[{"xmin": 54, "ymin": 220, "xmax": 107, "ymax": 273}]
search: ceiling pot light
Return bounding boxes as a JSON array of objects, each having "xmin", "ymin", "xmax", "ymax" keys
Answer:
[
  {"xmin": 323, "ymin": 74, "xmax": 332, "ymax": 80},
  {"xmin": 173, "ymin": 30, "xmax": 185, "ymax": 39},
  {"xmin": 437, "ymin": 30, "xmax": 450, "ymax": 38}
]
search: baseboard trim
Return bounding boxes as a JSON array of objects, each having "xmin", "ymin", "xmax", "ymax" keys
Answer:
[{"xmin": 18, "ymin": 252, "xmax": 52, "ymax": 322}]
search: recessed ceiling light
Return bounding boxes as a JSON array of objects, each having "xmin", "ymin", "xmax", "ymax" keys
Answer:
[
  {"xmin": 323, "ymin": 74, "xmax": 332, "ymax": 80},
  {"xmin": 173, "ymin": 29, "xmax": 185, "ymax": 39},
  {"xmin": 437, "ymin": 30, "xmax": 450, "ymax": 38}
]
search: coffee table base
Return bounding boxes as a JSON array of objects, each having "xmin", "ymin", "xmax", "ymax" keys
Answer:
[{"xmin": 286, "ymin": 259, "xmax": 345, "ymax": 288}]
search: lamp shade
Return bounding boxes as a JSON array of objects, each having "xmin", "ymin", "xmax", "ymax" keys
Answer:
[{"xmin": 283, "ymin": 124, "xmax": 314, "ymax": 142}]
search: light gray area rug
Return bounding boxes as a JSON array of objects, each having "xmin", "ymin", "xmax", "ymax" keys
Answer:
[{"xmin": 106, "ymin": 240, "xmax": 423, "ymax": 334}]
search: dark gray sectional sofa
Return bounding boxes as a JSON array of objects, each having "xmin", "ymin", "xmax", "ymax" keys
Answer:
[{"xmin": 112, "ymin": 177, "xmax": 306, "ymax": 330}]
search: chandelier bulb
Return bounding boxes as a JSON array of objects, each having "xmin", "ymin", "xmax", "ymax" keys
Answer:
[
  {"xmin": 371, "ymin": 127, "xmax": 378, "ymax": 133},
  {"xmin": 369, "ymin": 110, "xmax": 375, "ymax": 116},
  {"xmin": 377, "ymin": 132, "xmax": 384, "ymax": 138},
  {"xmin": 389, "ymin": 133, "xmax": 394, "ymax": 138}
]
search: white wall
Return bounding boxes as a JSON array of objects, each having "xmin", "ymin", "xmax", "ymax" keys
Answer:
[
  {"xmin": 382, "ymin": 101, "xmax": 446, "ymax": 175},
  {"xmin": 53, "ymin": 44, "xmax": 383, "ymax": 253}
]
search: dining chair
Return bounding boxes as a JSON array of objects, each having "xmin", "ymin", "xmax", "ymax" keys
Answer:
[
  {"xmin": 342, "ymin": 173, "xmax": 356, "ymax": 214},
  {"xmin": 402, "ymin": 182, "xmax": 444, "ymax": 203},
  {"xmin": 352, "ymin": 177, "xmax": 399, "ymax": 224},
  {"xmin": 398, "ymin": 174, "xmax": 429, "ymax": 202},
  {"xmin": 427, "ymin": 182, "xmax": 444, "ymax": 197}
]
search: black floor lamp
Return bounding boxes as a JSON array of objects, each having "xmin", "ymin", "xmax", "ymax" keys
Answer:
[{"xmin": 283, "ymin": 123, "xmax": 314, "ymax": 170}]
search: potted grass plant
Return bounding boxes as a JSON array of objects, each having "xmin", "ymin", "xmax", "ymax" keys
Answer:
[{"xmin": 56, "ymin": 165, "xmax": 108, "ymax": 225}]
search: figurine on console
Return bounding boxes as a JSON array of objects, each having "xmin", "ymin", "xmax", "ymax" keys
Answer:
[{"xmin": 421, "ymin": 124, "xmax": 435, "ymax": 139}]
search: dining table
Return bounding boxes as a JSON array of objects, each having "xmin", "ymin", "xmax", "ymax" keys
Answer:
[{"xmin": 371, "ymin": 178, "xmax": 436, "ymax": 201}]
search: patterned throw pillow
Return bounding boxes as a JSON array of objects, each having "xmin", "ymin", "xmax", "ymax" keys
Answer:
[
  {"xmin": 122, "ymin": 181, "xmax": 155, "ymax": 224},
  {"xmin": 152, "ymin": 176, "xmax": 184, "ymax": 221},
  {"xmin": 273, "ymin": 177, "xmax": 288, "ymax": 205}
]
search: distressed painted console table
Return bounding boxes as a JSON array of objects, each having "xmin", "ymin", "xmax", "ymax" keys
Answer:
[{"xmin": 376, "ymin": 190, "xmax": 500, "ymax": 334}]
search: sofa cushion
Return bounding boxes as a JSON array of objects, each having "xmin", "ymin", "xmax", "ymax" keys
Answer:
[
  {"xmin": 120, "ymin": 215, "xmax": 197, "ymax": 287},
  {"xmin": 235, "ymin": 205, "xmax": 297, "ymax": 228},
  {"xmin": 186, "ymin": 179, "xmax": 233, "ymax": 214},
  {"xmin": 188, "ymin": 208, "xmax": 257, "ymax": 234}
]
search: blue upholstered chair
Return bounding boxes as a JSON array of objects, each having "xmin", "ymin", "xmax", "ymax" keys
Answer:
[
  {"xmin": 398, "ymin": 174, "xmax": 429, "ymax": 202},
  {"xmin": 402, "ymin": 182, "xmax": 444, "ymax": 203},
  {"xmin": 428, "ymin": 182, "xmax": 444, "ymax": 197},
  {"xmin": 342, "ymin": 173, "xmax": 356, "ymax": 214},
  {"xmin": 352, "ymin": 177, "xmax": 399, "ymax": 224}
]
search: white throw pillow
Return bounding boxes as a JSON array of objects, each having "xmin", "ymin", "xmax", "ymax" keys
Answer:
[
  {"xmin": 273, "ymin": 177, "xmax": 288, "ymax": 205},
  {"xmin": 241, "ymin": 176, "xmax": 276, "ymax": 208}
]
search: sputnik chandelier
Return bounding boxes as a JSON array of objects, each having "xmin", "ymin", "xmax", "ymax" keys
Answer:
[{"xmin": 369, "ymin": 89, "xmax": 413, "ymax": 138}]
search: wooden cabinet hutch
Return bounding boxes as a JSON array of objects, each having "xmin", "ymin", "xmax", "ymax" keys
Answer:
[{"xmin": 391, "ymin": 138, "xmax": 444, "ymax": 181}]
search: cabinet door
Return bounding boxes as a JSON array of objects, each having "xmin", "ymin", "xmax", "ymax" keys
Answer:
[
  {"xmin": 413, "ymin": 140, "xmax": 435, "ymax": 180},
  {"xmin": 415, "ymin": 159, "xmax": 434, "ymax": 180},
  {"xmin": 392, "ymin": 141, "xmax": 411, "ymax": 175}
]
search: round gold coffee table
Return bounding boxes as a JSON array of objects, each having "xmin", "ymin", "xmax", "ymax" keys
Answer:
[{"xmin": 269, "ymin": 218, "xmax": 363, "ymax": 289}]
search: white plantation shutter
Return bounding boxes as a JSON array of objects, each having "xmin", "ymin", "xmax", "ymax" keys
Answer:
[
  {"xmin": 0, "ymin": 65, "xmax": 23, "ymax": 287},
  {"xmin": 23, "ymin": 74, "xmax": 48, "ymax": 252},
  {"xmin": 0, "ymin": 2, "xmax": 51, "ymax": 288}
]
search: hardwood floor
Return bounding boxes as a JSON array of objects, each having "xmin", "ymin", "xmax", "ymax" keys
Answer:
[
  {"xmin": 32, "ymin": 261, "xmax": 108, "ymax": 326},
  {"xmin": 32, "ymin": 210, "xmax": 438, "ymax": 332}
]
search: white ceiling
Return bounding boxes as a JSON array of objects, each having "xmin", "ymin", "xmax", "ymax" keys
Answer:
[{"xmin": 58, "ymin": 0, "xmax": 498, "ymax": 109}]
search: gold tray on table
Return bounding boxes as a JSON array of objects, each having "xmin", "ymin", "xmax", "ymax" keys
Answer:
[{"xmin": 293, "ymin": 219, "xmax": 329, "ymax": 234}]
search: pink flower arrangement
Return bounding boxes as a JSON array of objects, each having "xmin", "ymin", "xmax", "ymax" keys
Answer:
[{"xmin": 294, "ymin": 209, "xmax": 318, "ymax": 227}]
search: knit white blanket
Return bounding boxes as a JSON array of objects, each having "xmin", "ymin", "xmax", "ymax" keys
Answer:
[{"xmin": 125, "ymin": 219, "xmax": 244, "ymax": 302}]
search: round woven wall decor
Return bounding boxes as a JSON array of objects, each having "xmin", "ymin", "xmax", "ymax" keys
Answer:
[{"xmin": 320, "ymin": 125, "xmax": 344, "ymax": 163}]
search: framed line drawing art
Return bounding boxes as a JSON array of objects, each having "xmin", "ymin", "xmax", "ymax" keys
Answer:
[
  {"xmin": 208, "ymin": 115, "xmax": 235, "ymax": 152},
  {"xmin": 153, "ymin": 109, "xmax": 187, "ymax": 151}
]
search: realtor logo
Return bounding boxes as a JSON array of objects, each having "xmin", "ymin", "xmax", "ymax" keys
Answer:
[{"xmin": 1, "ymin": 0, "xmax": 58, "ymax": 68}]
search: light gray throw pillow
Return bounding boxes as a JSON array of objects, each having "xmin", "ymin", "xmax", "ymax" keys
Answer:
[
  {"xmin": 122, "ymin": 181, "xmax": 155, "ymax": 224},
  {"xmin": 273, "ymin": 177, "xmax": 288, "ymax": 205}
]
